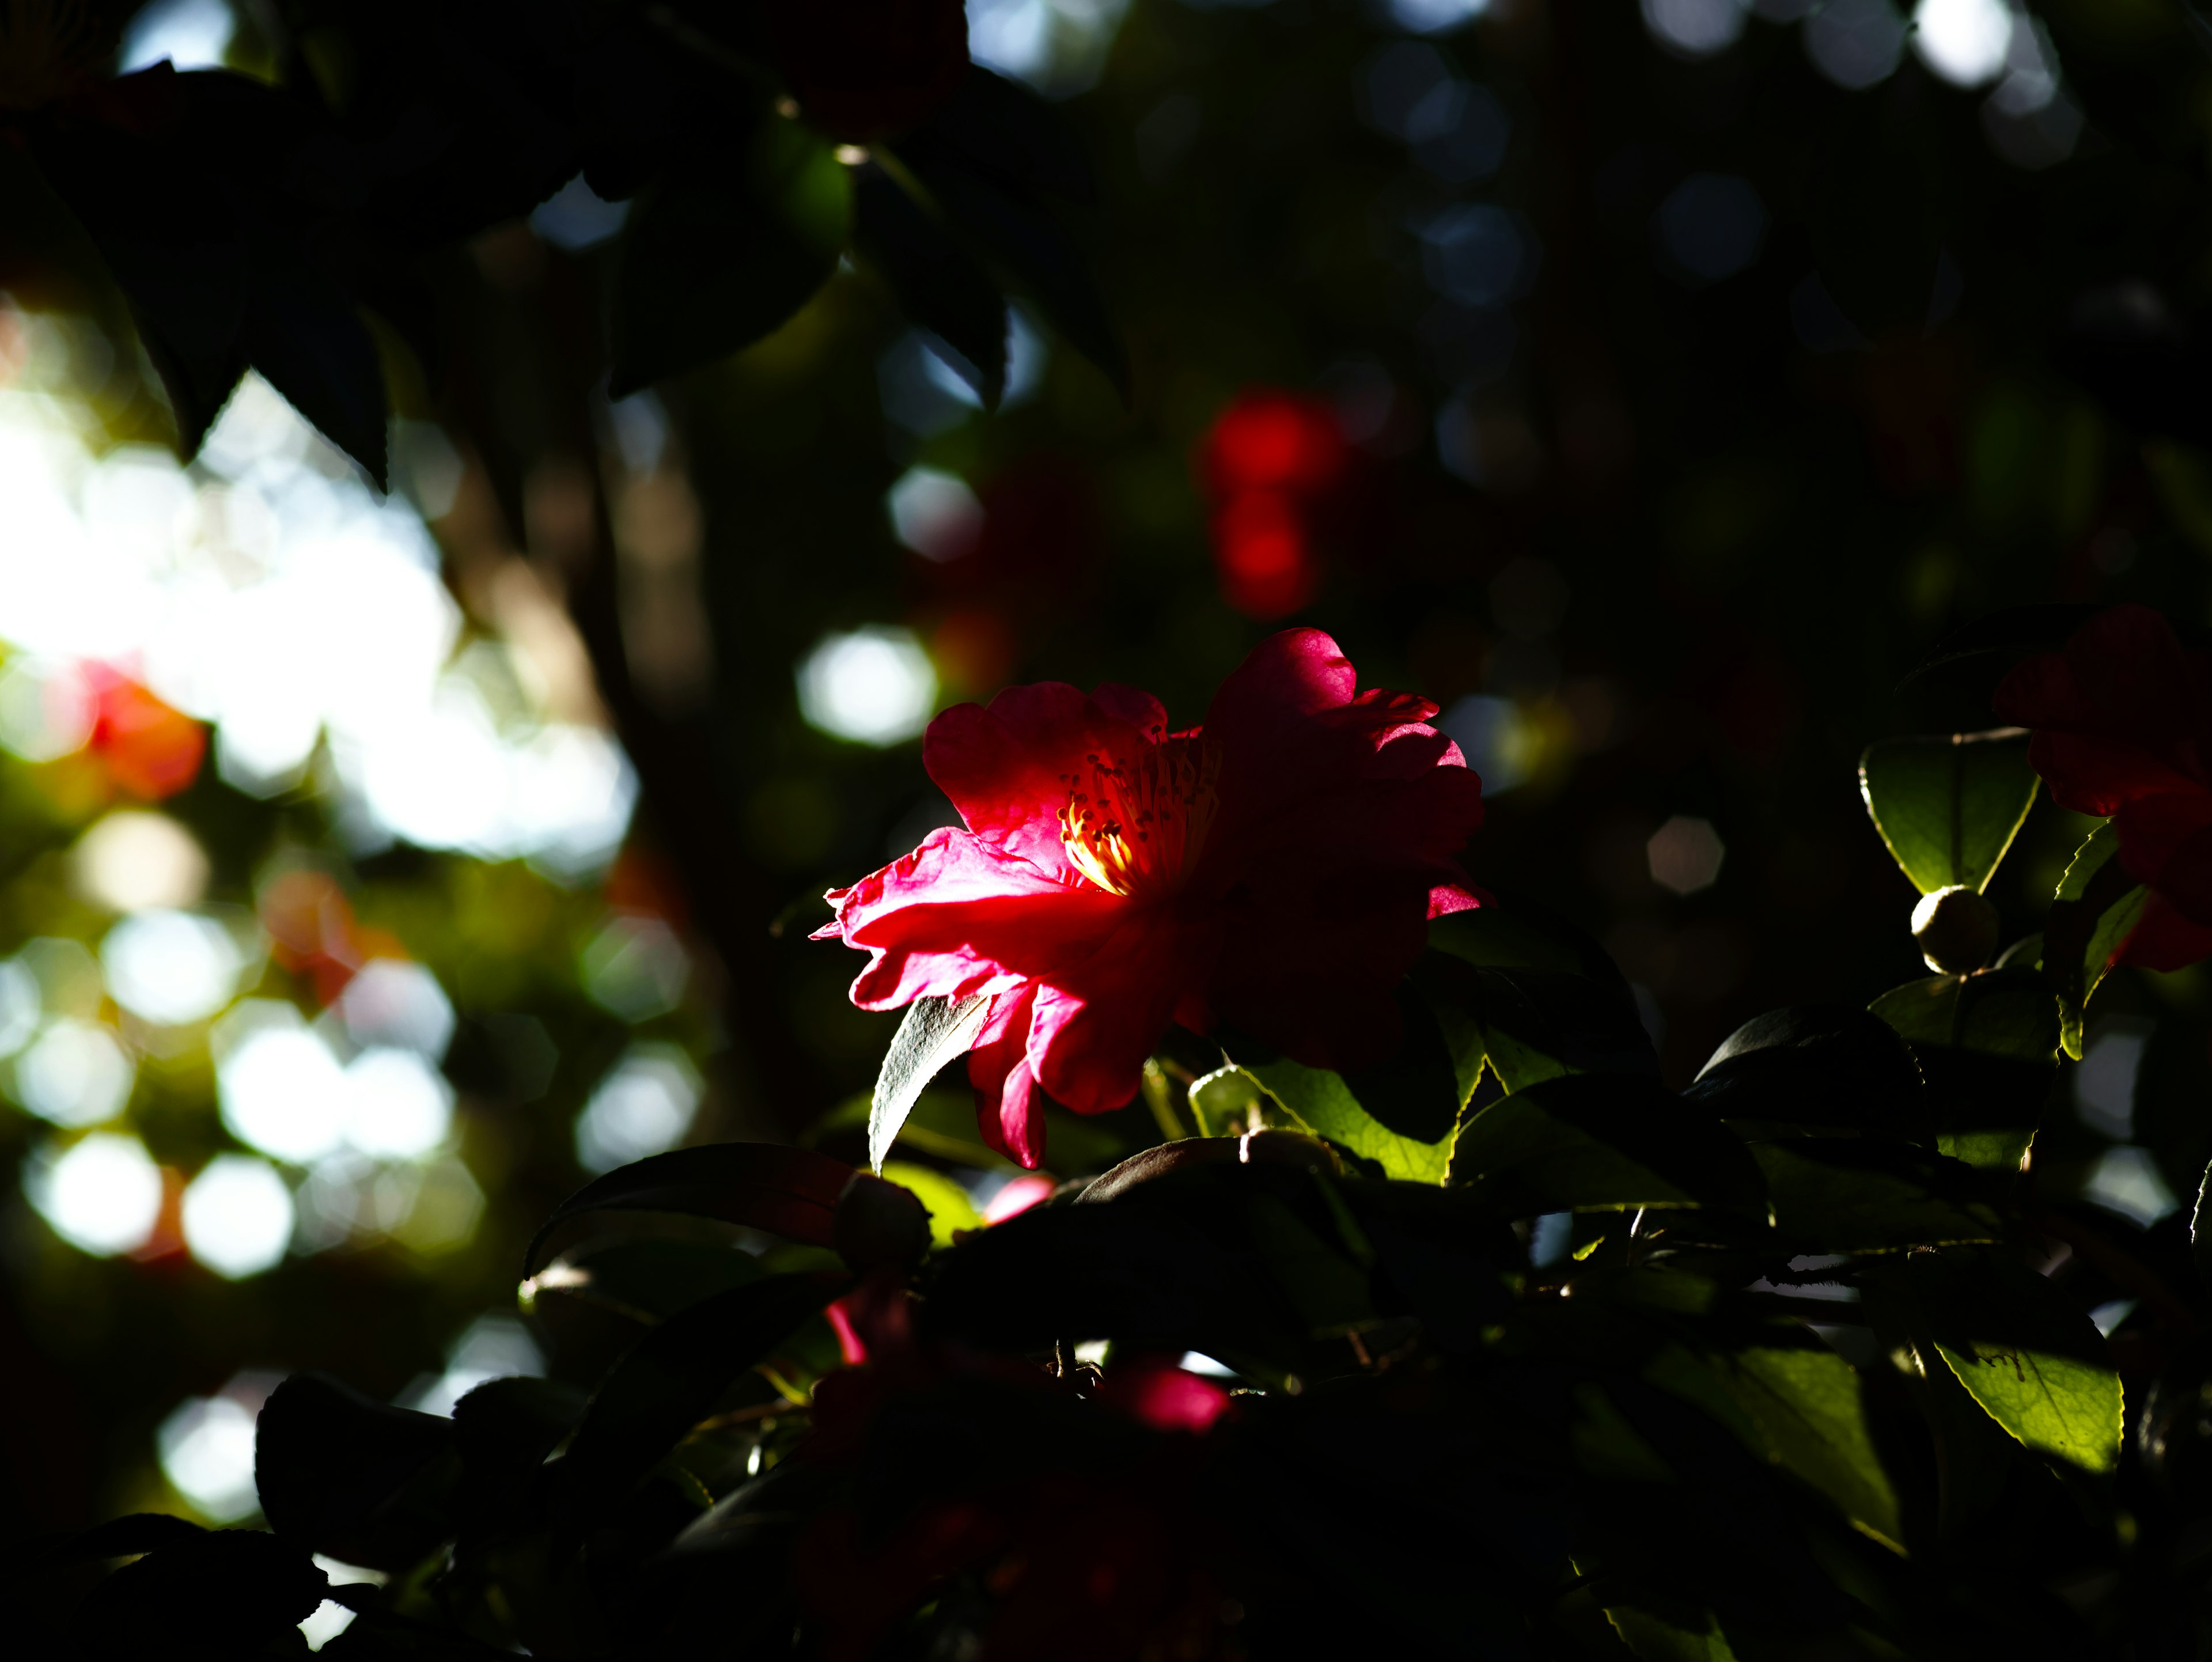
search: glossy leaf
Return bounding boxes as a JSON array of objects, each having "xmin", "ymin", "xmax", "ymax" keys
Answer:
[
  {"xmin": 1911, "ymin": 1255, "xmax": 2123, "ymax": 1474},
  {"xmin": 69, "ymin": 1528, "xmax": 328, "ymax": 1656},
  {"xmin": 853, "ymin": 162, "xmax": 1008, "ymax": 404},
  {"xmin": 2044, "ymin": 820, "xmax": 2146, "ymax": 1060},
  {"xmin": 1239, "ymin": 1055, "xmax": 1456, "ymax": 1183},
  {"xmin": 555, "ymin": 1272, "xmax": 846, "ymax": 1517},
  {"xmin": 523, "ymin": 1143, "xmax": 854, "ymax": 1278},
  {"xmin": 1683, "ymin": 1005, "xmax": 1923, "ymax": 1136},
  {"xmin": 1453, "ymin": 1073, "xmax": 1767, "ymax": 1216},
  {"xmin": 1858, "ymin": 729, "xmax": 2039, "ymax": 896},
  {"xmin": 1754, "ymin": 1139, "xmax": 2001, "ymax": 1251},
  {"xmin": 868, "ymin": 993, "xmax": 992, "ymax": 1172},
  {"xmin": 1605, "ymin": 1607, "xmax": 1737, "ymax": 1662},
  {"xmin": 899, "ymin": 146, "xmax": 1126, "ymax": 394},
  {"xmin": 253, "ymin": 1372, "xmax": 456, "ymax": 1569},
  {"xmin": 1714, "ymin": 1346, "xmax": 1902, "ymax": 1550},
  {"xmin": 1871, "ymin": 966, "xmax": 2057, "ymax": 1063},
  {"xmin": 609, "ymin": 113, "xmax": 852, "ymax": 395}
]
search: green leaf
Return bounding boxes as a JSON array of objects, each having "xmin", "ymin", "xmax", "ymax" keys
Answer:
[
  {"xmin": 555, "ymin": 1273, "xmax": 846, "ymax": 1518},
  {"xmin": 1870, "ymin": 966, "xmax": 2056, "ymax": 1062},
  {"xmin": 520, "ymin": 1235, "xmax": 766, "ymax": 1326},
  {"xmin": 1910, "ymin": 1252, "xmax": 2123, "ymax": 1474},
  {"xmin": 1605, "ymin": 1608, "xmax": 1738, "ymax": 1662},
  {"xmin": 897, "ymin": 145, "xmax": 1126, "ymax": 394},
  {"xmin": 1240, "ymin": 1056, "xmax": 1456, "ymax": 1182},
  {"xmin": 253, "ymin": 1372, "xmax": 457, "ymax": 1569},
  {"xmin": 852, "ymin": 162, "xmax": 1007, "ymax": 404},
  {"xmin": 878, "ymin": 1159, "xmax": 983, "ymax": 1248},
  {"xmin": 1421, "ymin": 900, "xmax": 1660, "ymax": 1092},
  {"xmin": 1683, "ymin": 1005, "xmax": 1923, "ymax": 1136},
  {"xmin": 867, "ymin": 993, "xmax": 991, "ymax": 1172},
  {"xmin": 609, "ymin": 112, "xmax": 852, "ymax": 395},
  {"xmin": 2044, "ymin": 820, "xmax": 2147, "ymax": 1060},
  {"xmin": 1858, "ymin": 730, "xmax": 2040, "ymax": 896},
  {"xmin": 522, "ymin": 1143, "xmax": 855, "ymax": 1279},
  {"xmin": 1452, "ymin": 1073, "xmax": 1767, "ymax": 1216},
  {"xmin": 1754, "ymin": 1139, "xmax": 2001, "ymax": 1251},
  {"xmin": 1711, "ymin": 1346, "xmax": 1903, "ymax": 1550},
  {"xmin": 1933, "ymin": 1335, "xmax": 2123, "ymax": 1475}
]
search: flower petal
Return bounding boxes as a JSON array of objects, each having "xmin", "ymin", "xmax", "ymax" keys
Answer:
[
  {"xmin": 2119, "ymin": 889, "xmax": 2212, "ymax": 971},
  {"xmin": 1027, "ymin": 917, "xmax": 1199, "ymax": 1116},
  {"xmin": 968, "ymin": 986, "xmax": 1048, "ymax": 1168},
  {"xmin": 924, "ymin": 684, "xmax": 1161, "ymax": 879},
  {"xmin": 1997, "ymin": 605, "xmax": 2212, "ymax": 812},
  {"xmin": 2114, "ymin": 790, "xmax": 2212, "ymax": 926},
  {"xmin": 831, "ymin": 827, "xmax": 1125, "ymax": 1010}
]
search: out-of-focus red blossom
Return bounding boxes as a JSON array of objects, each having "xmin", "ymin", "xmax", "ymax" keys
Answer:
[
  {"xmin": 767, "ymin": 0, "xmax": 969, "ymax": 139},
  {"xmin": 1995, "ymin": 603, "xmax": 2212, "ymax": 968},
  {"xmin": 259, "ymin": 869, "xmax": 406, "ymax": 1005},
  {"xmin": 798, "ymin": 1277, "xmax": 1237, "ymax": 1662},
  {"xmin": 817, "ymin": 629, "xmax": 1485, "ymax": 1167},
  {"xmin": 79, "ymin": 664, "xmax": 204, "ymax": 799},
  {"xmin": 1198, "ymin": 390, "xmax": 1352, "ymax": 619}
]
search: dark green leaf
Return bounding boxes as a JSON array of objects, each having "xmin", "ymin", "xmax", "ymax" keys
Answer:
[
  {"xmin": 854, "ymin": 163, "xmax": 1007, "ymax": 404},
  {"xmin": 450, "ymin": 1376, "xmax": 587, "ymax": 1542},
  {"xmin": 1858, "ymin": 730, "xmax": 2040, "ymax": 896},
  {"xmin": 69, "ymin": 1529, "xmax": 327, "ymax": 1656},
  {"xmin": 609, "ymin": 113, "xmax": 851, "ymax": 395},
  {"xmin": 1604, "ymin": 1606, "xmax": 1736, "ymax": 1661},
  {"xmin": 1453, "ymin": 1073, "xmax": 1767, "ymax": 1216},
  {"xmin": 253, "ymin": 1373, "xmax": 456, "ymax": 1568},
  {"xmin": 1870, "ymin": 966, "xmax": 2057, "ymax": 1063},
  {"xmin": 1421, "ymin": 901, "xmax": 1660, "ymax": 1092},
  {"xmin": 899, "ymin": 145, "xmax": 1125, "ymax": 394},
  {"xmin": 555, "ymin": 1272, "xmax": 846, "ymax": 1518},
  {"xmin": 1755, "ymin": 1139, "xmax": 2001, "ymax": 1251},
  {"xmin": 2044, "ymin": 820, "xmax": 2146, "ymax": 1059},
  {"xmin": 867, "ymin": 993, "xmax": 991, "ymax": 1173},
  {"xmin": 906, "ymin": 66, "xmax": 1097, "ymax": 203},
  {"xmin": 522, "ymin": 1143, "xmax": 854, "ymax": 1279},
  {"xmin": 1650, "ymin": 1339, "xmax": 1903, "ymax": 1550},
  {"xmin": 0, "ymin": 1514, "xmax": 206, "ymax": 1590},
  {"xmin": 1683, "ymin": 1005, "xmax": 1923, "ymax": 1136},
  {"xmin": 521, "ymin": 1235, "xmax": 767, "ymax": 1326}
]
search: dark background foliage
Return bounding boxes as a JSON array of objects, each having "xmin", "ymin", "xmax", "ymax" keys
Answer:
[{"xmin": 0, "ymin": 0, "xmax": 2209, "ymax": 1626}]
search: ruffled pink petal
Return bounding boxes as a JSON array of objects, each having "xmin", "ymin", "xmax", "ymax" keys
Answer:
[
  {"xmin": 1090, "ymin": 683, "xmax": 1170, "ymax": 737},
  {"xmin": 923, "ymin": 684, "xmax": 1161, "ymax": 880},
  {"xmin": 831, "ymin": 827, "xmax": 1126, "ymax": 1010},
  {"xmin": 1027, "ymin": 916, "xmax": 1200, "ymax": 1116},
  {"xmin": 968, "ymin": 986, "xmax": 1048, "ymax": 1169}
]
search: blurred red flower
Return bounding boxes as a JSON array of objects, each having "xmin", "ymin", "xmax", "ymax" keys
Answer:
[
  {"xmin": 1995, "ymin": 603, "xmax": 2212, "ymax": 968},
  {"xmin": 768, "ymin": 0, "xmax": 969, "ymax": 140},
  {"xmin": 1198, "ymin": 390, "xmax": 1350, "ymax": 619},
  {"xmin": 819, "ymin": 629, "xmax": 1484, "ymax": 1167},
  {"xmin": 82, "ymin": 665, "xmax": 204, "ymax": 800}
]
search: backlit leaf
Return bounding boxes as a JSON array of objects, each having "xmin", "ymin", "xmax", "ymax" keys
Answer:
[
  {"xmin": 868, "ymin": 993, "xmax": 992, "ymax": 1172},
  {"xmin": 1858, "ymin": 730, "xmax": 2040, "ymax": 896}
]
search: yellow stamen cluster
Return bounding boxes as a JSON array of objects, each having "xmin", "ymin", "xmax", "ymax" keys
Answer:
[{"xmin": 1058, "ymin": 735, "xmax": 1220, "ymax": 899}]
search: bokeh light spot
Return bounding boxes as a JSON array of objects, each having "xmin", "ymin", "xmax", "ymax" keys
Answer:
[
  {"xmin": 15, "ymin": 1019, "xmax": 135, "ymax": 1127},
  {"xmin": 101, "ymin": 910, "xmax": 243, "ymax": 1025},
  {"xmin": 1656, "ymin": 174, "xmax": 1768, "ymax": 284},
  {"xmin": 157, "ymin": 1392, "xmax": 261, "ymax": 1521},
  {"xmin": 797, "ymin": 627, "xmax": 938, "ymax": 745},
  {"xmin": 215, "ymin": 1005, "xmax": 349, "ymax": 1164},
  {"xmin": 887, "ymin": 467, "xmax": 986, "ymax": 562},
  {"xmin": 1641, "ymin": 0, "xmax": 1749, "ymax": 58},
  {"xmin": 28, "ymin": 1132, "xmax": 164, "ymax": 1255},
  {"xmin": 575, "ymin": 1044, "xmax": 702, "ymax": 1174},
  {"xmin": 1911, "ymin": 0, "xmax": 2012, "ymax": 87},
  {"xmin": 336, "ymin": 960, "xmax": 455, "ymax": 1061},
  {"xmin": 1647, "ymin": 816, "xmax": 1726, "ymax": 896},
  {"xmin": 342, "ymin": 1048, "xmax": 455, "ymax": 1160},
  {"xmin": 72, "ymin": 810, "xmax": 210, "ymax": 914},
  {"xmin": 181, "ymin": 1154, "xmax": 296, "ymax": 1279},
  {"xmin": 1804, "ymin": 0, "xmax": 1908, "ymax": 90},
  {"xmin": 582, "ymin": 915, "xmax": 691, "ymax": 1023}
]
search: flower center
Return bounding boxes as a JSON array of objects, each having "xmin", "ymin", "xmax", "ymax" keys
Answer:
[{"xmin": 1058, "ymin": 736, "xmax": 1221, "ymax": 899}]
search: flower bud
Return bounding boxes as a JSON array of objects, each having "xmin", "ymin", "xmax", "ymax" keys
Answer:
[
  {"xmin": 1911, "ymin": 885, "xmax": 1999, "ymax": 975},
  {"xmin": 834, "ymin": 1173, "xmax": 931, "ymax": 1273}
]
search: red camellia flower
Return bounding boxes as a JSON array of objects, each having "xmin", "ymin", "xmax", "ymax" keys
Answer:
[
  {"xmin": 818, "ymin": 630, "xmax": 1485, "ymax": 1167},
  {"xmin": 1198, "ymin": 390, "xmax": 1351, "ymax": 620},
  {"xmin": 1994, "ymin": 603, "xmax": 2212, "ymax": 968},
  {"xmin": 767, "ymin": 0, "xmax": 970, "ymax": 141}
]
